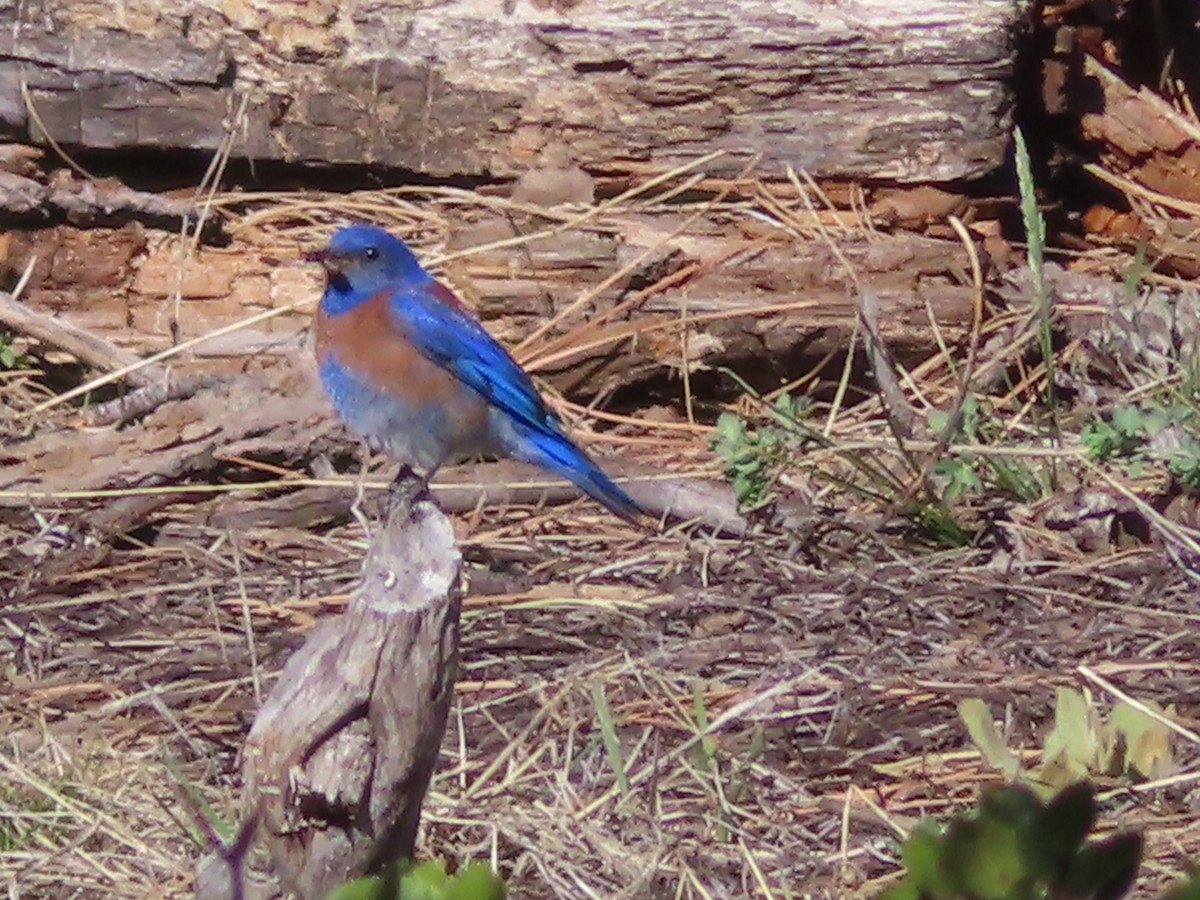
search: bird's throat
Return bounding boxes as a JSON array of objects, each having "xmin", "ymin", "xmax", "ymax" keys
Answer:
[{"xmin": 320, "ymin": 274, "xmax": 365, "ymax": 315}]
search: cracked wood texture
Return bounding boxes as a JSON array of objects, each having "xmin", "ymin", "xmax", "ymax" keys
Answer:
[
  {"xmin": 0, "ymin": 0, "xmax": 1015, "ymax": 181},
  {"xmin": 233, "ymin": 496, "xmax": 462, "ymax": 900}
]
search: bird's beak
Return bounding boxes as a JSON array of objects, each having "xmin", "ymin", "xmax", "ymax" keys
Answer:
[{"xmin": 304, "ymin": 247, "xmax": 342, "ymax": 273}]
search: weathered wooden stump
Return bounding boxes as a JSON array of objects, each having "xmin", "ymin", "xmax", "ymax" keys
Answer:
[{"xmin": 198, "ymin": 490, "xmax": 462, "ymax": 900}]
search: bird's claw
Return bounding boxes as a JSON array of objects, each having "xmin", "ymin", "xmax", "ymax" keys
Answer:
[{"xmin": 384, "ymin": 465, "xmax": 432, "ymax": 517}]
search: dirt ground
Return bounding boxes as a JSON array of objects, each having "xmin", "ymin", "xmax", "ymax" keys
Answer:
[
  {"xmin": 6, "ymin": 490, "xmax": 1200, "ymax": 898},
  {"xmin": 4, "ymin": 1, "xmax": 1200, "ymax": 898}
]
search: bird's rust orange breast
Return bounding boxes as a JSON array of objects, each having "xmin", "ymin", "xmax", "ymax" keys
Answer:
[{"xmin": 315, "ymin": 290, "xmax": 491, "ymax": 432}]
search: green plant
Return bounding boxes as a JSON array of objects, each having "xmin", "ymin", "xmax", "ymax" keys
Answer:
[
  {"xmin": 958, "ymin": 687, "xmax": 1175, "ymax": 798},
  {"xmin": 1013, "ymin": 127, "xmax": 1058, "ymax": 425},
  {"xmin": 878, "ymin": 782, "xmax": 1142, "ymax": 900},
  {"xmin": 1080, "ymin": 406, "xmax": 1154, "ymax": 466},
  {"xmin": 325, "ymin": 860, "xmax": 505, "ymax": 900},
  {"xmin": 926, "ymin": 396, "xmax": 1043, "ymax": 504},
  {"xmin": 1166, "ymin": 447, "xmax": 1200, "ymax": 489},
  {"xmin": 1081, "ymin": 404, "xmax": 1200, "ymax": 488},
  {"xmin": 0, "ymin": 331, "xmax": 29, "ymax": 369},
  {"xmin": 711, "ymin": 393, "xmax": 811, "ymax": 508},
  {"xmin": 910, "ymin": 502, "xmax": 974, "ymax": 549},
  {"xmin": 1121, "ymin": 239, "xmax": 1149, "ymax": 299},
  {"xmin": 591, "ymin": 681, "xmax": 630, "ymax": 797}
]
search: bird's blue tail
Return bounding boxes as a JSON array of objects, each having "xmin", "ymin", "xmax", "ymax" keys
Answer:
[{"xmin": 510, "ymin": 426, "xmax": 644, "ymax": 523}]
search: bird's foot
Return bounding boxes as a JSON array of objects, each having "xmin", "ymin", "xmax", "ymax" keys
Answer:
[{"xmin": 384, "ymin": 464, "xmax": 432, "ymax": 517}]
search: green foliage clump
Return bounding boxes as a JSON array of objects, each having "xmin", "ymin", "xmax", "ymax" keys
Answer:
[
  {"xmin": 710, "ymin": 393, "xmax": 810, "ymax": 507},
  {"xmin": 325, "ymin": 860, "xmax": 505, "ymax": 900},
  {"xmin": 928, "ymin": 396, "xmax": 1042, "ymax": 504},
  {"xmin": 0, "ymin": 331, "xmax": 28, "ymax": 369},
  {"xmin": 958, "ymin": 687, "xmax": 1175, "ymax": 797},
  {"xmin": 1081, "ymin": 404, "xmax": 1200, "ymax": 489},
  {"xmin": 878, "ymin": 782, "xmax": 1142, "ymax": 900}
]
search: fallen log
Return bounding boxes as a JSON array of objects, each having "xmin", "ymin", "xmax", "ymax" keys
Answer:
[
  {"xmin": 4, "ymin": 207, "xmax": 983, "ymax": 394},
  {"xmin": 0, "ymin": 1, "xmax": 1016, "ymax": 182}
]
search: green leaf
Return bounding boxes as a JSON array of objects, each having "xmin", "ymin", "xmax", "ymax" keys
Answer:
[
  {"xmin": 1168, "ymin": 453, "xmax": 1200, "ymax": 490},
  {"xmin": 0, "ymin": 333, "xmax": 26, "ymax": 370},
  {"xmin": 770, "ymin": 392, "xmax": 801, "ymax": 426},
  {"xmin": 400, "ymin": 861, "xmax": 451, "ymax": 900},
  {"xmin": 714, "ymin": 413, "xmax": 746, "ymax": 444},
  {"xmin": 1110, "ymin": 701, "xmax": 1174, "ymax": 780},
  {"xmin": 987, "ymin": 456, "xmax": 1042, "ymax": 503},
  {"xmin": 958, "ymin": 699, "xmax": 1022, "ymax": 780},
  {"xmin": 1111, "ymin": 406, "xmax": 1145, "ymax": 438},
  {"xmin": 1026, "ymin": 782, "xmax": 1096, "ymax": 879},
  {"xmin": 959, "ymin": 395, "xmax": 980, "ymax": 440},
  {"xmin": 1065, "ymin": 831, "xmax": 1142, "ymax": 900},
  {"xmin": 591, "ymin": 682, "xmax": 630, "ymax": 796},
  {"xmin": 875, "ymin": 883, "xmax": 920, "ymax": 900},
  {"xmin": 934, "ymin": 457, "xmax": 982, "ymax": 501},
  {"xmin": 1140, "ymin": 405, "xmax": 1172, "ymax": 433},
  {"xmin": 978, "ymin": 784, "xmax": 1042, "ymax": 831},
  {"xmin": 1081, "ymin": 419, "xmax": 1118, "ymax": 460},
  {"xmin": 898, "ymin": 822, "xmax": 955, "ymax": 898},
  {"xmin": 692, "ymin": 680, "xmax": 717, "ymax": 770},
  {"xmin": 916, "ymin": 504, "xmax": 973, "ymax": 548},
  {"xmin": 1014, "ymin": 126, "xmax": 1045, "ymax": 273},
  {"xmin": 1039, "ymin": 688, "xmax": 1097, "ymax": 790},
  {"xmin": 446, "ymin": 863, "xmax": 506, "ymax": 900},
  {"xmin": 325, "ymin": 876, "xmax": 386, "ymax": 900},
  {"xmin": 1122, "ymin": 239, "xmax": 1148, "ymax": 296},
  {"xmin": 944, "ymin": 815, "xmax": 1028, "ymax": 900}
]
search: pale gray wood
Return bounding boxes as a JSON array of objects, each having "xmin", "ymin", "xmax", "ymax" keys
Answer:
[
  {"xmin": 0, "ymin": 1, "xmax": 1016, "ymax": 181},
  {"xmin": 236, "ymin": 494, "xmax": 462, "ymax": 900}
]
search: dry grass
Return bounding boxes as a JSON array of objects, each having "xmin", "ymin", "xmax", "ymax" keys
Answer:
[{"xmin": 4, "ymin": 499, "xmax": 1200, "ymax": 897}]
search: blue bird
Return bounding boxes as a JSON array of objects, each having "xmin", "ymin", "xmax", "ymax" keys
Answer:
[{"xmin": 308, "ymin": 224, "xmax": 643, "ymax": 522}]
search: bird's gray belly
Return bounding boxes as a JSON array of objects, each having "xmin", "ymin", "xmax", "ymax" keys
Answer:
[{"xmin": 319, "ymin": 356, "xmax": 497, "ymax": 469}]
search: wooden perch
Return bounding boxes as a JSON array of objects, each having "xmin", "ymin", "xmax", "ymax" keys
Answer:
[
  {"xmin": 0, "ymin": 1, "xmax": 1016, "ymax": 182},
  {"xmin": 229, "ymin": 492, "xmax": 462, "ymax": 900}
]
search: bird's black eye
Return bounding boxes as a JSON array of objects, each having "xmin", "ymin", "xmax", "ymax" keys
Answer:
[{"xmin": 364, "ymin": 246, "xmax": 379, "ymax": 261}]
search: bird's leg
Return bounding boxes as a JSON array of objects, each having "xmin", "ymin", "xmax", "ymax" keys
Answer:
[
  {"xmin": 387, "ymin": 463, "xmax": 418, "ymax": 494},
  {"xmin": 349, "ymin": 439, "xmax": 374, "ymax": 537},
  {"xmin": 384, "ymin": 464, "xmax": 422, "ymax": 517},
  {"xmin": 384, "ymin": 459, "xmax": 441, "ymax": 516},
  {"xmin": 420, "ymin": 460, "xmax": 444, "ymax": 504}
]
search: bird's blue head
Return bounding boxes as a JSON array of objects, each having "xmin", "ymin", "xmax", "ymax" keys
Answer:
[{"xmin": 307, "ymin": 225, "xmax": 429, "ymax": 315}]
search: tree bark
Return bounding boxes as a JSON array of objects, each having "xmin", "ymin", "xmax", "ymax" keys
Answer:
[{"xmin": 0, "ymin": 0, "xmax": 1016, "ymax": 182}]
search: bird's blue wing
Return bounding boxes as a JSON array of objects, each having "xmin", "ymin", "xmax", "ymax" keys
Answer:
[
  {"xmin": 386, "ymin": 277, "xmax": 644, "ymax": 522},
  {"xmin": 386, "ymin": 279, "xmax": 563, "ymax": 436}
]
